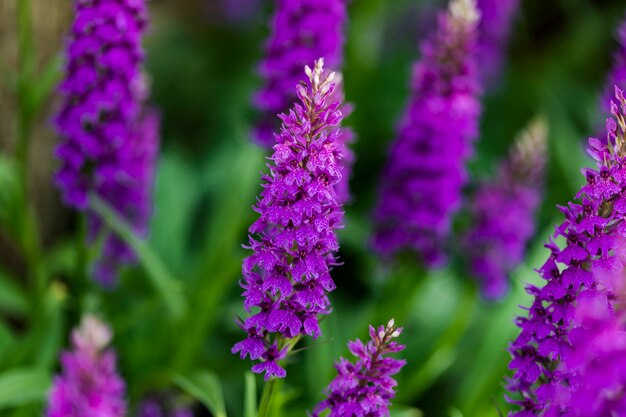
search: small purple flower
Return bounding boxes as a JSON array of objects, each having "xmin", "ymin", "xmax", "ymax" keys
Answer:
[
  {"xmin": 233, "ymin": 59, "xmax": 345, "ymax": 379},
  {"xmin": 373, "ymin": 0, "xmax": 482, "ymax": 267},
  {"xmin": 506, "ymin": 87, "xmax": 626, "ymax": 416},
  {"xmin": 54, "ymin": 0, "xmax": 160, "ymax": 286},
  {"xmin": 476, "ymin": 0, "xmax": 520, "ymax": 86},
  {"xmin": 464, "ymin": 119, "xmax": 546, "ymax": 299},
  {"xmin": 312, "ymin": 319, "xmax": 406, "ymax": 417},
  {"xmin": 47, "ymin": 315, "xmax": 126, "ymax": 417}
]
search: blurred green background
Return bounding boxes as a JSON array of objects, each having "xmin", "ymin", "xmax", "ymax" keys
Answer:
[{"xmin": 0, "ymin": 0, "xmax": 625, "ymax": 416}]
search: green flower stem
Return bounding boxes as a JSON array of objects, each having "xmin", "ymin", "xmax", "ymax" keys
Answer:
[
  {"xmin": 257, "ymin": 378, "xmax": 277, "ymax": 417},
  {"xmin": 257, "ymin": 336, "xmax": 300, "ymax": 417}
]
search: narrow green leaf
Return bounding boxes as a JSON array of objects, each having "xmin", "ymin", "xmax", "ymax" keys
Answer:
[
  {"xmin": 174, "ymin": 371, "xmax": 227, "ymax": 417},
  {"xmin": 0, "ymin": 369, "xmax": 51, "ymax": 409},
  {"xmin": 90, "ymin": 195, "xmax": 185, "ymax": 319},
  {"xmin": 244, "ymin": 372, "xmax": 257, "ymax": 417}
]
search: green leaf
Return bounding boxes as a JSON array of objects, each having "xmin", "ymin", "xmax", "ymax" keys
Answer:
[
  {"xmin": 174, "ymin": 371, "xmax": 227, "ymax": 417},
  {"xmin": 244, "ymin": 372, "xmax": 257, "ymax": 417},
  {"xmin": 0, "ymin": 368, "xmax": 51, "ymax": 409},
  {"xmin": 90, "ymin": 195, "xmax": 185, "ymax": 319}
]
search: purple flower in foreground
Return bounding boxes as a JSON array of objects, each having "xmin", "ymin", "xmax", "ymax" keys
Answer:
[
  {"xmin": 312, "ymin": 319, "xmax": 406, "ymax": 417},
  {"xmin": 232, "ymin": 59, "xmax": 345, "ymax": 380},
  {"xmin": 464, "ymin": 119, "xmax": 546, "ymax": 299},
  {"xmin": 506, "ymin": 87, "xmax": 626, "ymax": 416},
  {"xmin": 47, "ymin": 315, "xmax": 126, "ymax": 417},
  {"xmin": 55, "ymin": 0, "xmax": 160, "ymax": 286},
  {"xmin": 476, "ymin": 0, "xmax": 519, "ymax": 86},
  {"xmin": 373, "ymin": 0, "xmax": 482, "ymax": 267}
]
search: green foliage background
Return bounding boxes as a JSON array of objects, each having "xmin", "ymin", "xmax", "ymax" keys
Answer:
[{"xmin": 0, "ymin": 0, "xmax": 625, "ymax": 416}]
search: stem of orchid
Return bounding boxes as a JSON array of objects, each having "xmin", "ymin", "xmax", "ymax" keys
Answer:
[
  {"xmin": 256, "ymin": 335, "xmax": 301, "ymax": 417},
  {"xmin": 257, "ymin": 377, "xmax": 277, "ymax": 417}
]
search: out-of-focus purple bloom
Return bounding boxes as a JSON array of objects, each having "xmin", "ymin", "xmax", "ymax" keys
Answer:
[
  {"xmin": 476, "ymin": 0, "xmax": 519, "ymax": 86},
  {"xmin": 506, "ymin": 87, "xmax": 626, "ymax": 416},
  {"xmin": 373, "ymin": 0, "xmax": 482, "ymax": 267},
  {"xmin": 54, "ymin": 0, "xmax": 160, "ymax": 286},
  {"xmin": 254, "ymin": 0, "xmax": 354, "ymax": 203},
  {"xmin": 47, "ymin": 315, "xmax": 126, "ymax": 417},
  {"xmin": 464, "ymin": 119, "xmax": 546, "ymax": 299},
  {"xmin": 138, "ymin": 397, "xmax": 193, "ymax": 417},
  {"xmin": 232, "ymin": 59, "xmax": 345, "ymax": 380},
  {"xmin": 312, "ymin": 319, "xmax": 406, "ymax": 417},
  {"xmin": 254, "ymin": 0, "xmax": 347, "ymax": 147}
]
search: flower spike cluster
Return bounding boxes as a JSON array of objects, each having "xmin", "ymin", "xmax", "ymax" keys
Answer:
[
  {"xmin": 54, "ymin": 0, "xmax": 160, "ymax": 286},
  {"xmin": 312, "ymin": 319, "xmax": 406, "ymax": 417},
  {"xmin": 232, "ymin": 59, "xmax": 345, "ymax": 380},
  {"xmin": 373, "ymin": 0, "xmax": 482, "ymax": 266},
  {"xmin": 47, "ymin": 315, "xmax": 126, "ymax": 417},
  {"xmin": 464, "ymin": 119, "xmax": 546, "ymax": 299},
  {"xmin": 506, "ymin": 87, "xmax": 626, "ymax": 416},
  {"xmin": 476, "ymin": 0, "xmax": 520, "ymax": 86}
]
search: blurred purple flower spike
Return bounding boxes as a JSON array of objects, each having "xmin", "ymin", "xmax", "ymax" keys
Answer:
[
  {"xmin": 54, "ymin": 0, "xmax": 160, "ymax": 286},
  {"xmin": 373, "ymin": 0, "xmax": 482, "ymax": 267}
]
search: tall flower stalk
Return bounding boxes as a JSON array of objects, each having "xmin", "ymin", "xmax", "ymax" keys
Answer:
[
  {"xmin": 373, "ymin": 0, "xmax": 482, "ymax": 266},
  {"xmin": 464, "ymin": 119, "xmax": 546, "ymax": 299},
  {"xmin": 232, "ymin": 59, "xmax": 345, "ymax": 382},
  {"xmin": 47, "ymin": 315, "xmax": 126, "ymax": 417},
  {"xmin": 506, "ymin": 87, "xmax": 626, "ymax": 416},
  {"xmin": 312, "ymin": 320, "xmax": 406, "ymax": 417},
  {"xmin": 54, "ymin": 0, "xmax": 159, "ymax": 286}
]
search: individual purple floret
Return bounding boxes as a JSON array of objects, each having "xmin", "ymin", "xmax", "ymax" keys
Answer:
[
  {"xmin": 47, "ymin": 315, "xmax": 126, "ymax": 417},
  {"xmin": 312, "ymin": 319, "xmax": 406, "ymax": 417},
  {"xmin": 506, "ymin": 87, "xmax": 626, "ymax": 416},
  {"xmin": 54, "ymin": 0, "xmax": 160, "ymax": 286},
  {"xmin": 232, "ymin": 59, "xmax": 345, "ymax": 380},
  {"xmin": 476, "ymin": 0, "xmax": 519, "ymax": 86},
  {"xmin": 464, "ymin": 119, "xmax": 546, "ymax": 299},
  {"xmin": 373, "ymin": 0, "xmax": 482, "ymax": 267}
]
